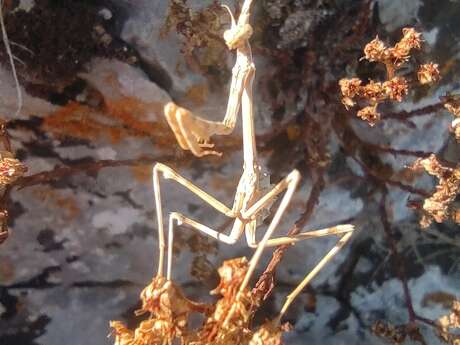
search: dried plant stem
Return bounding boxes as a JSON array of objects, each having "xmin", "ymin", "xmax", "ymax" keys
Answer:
[
  {"xmin": 380, "ymin": 191, "xmax": 416, "ymax": 323},
  {"xmin": 332, "ymin": 122, "xmax": 431, "ymax": 197},
  {"xmin": 384, "ymin": 102, "xmax": 444, "ymax": 121},
  {"xmin": 14, "ymin": 156, "xmax": 173, "ymax": 189},
  {"xmin": 357, "ymin": 139, "xmax": 431, "ymax": 158},
  {"xmin": 253, "ymin": 170, "xmax": 326, "ymax": 300},
  {"xmin": 378, "ymin": 190, "xmax": 459, "ymax": 342}
]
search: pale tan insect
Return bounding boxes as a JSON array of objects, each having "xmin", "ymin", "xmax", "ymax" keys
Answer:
[{"xmin": 153, "ymin": 0, "xmax": 355, "ymax": 323}]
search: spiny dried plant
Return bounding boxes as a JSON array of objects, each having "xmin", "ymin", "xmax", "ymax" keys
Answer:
[
  {"xmin": 339, "ymin": 28, "xmax": 440, "ymax": 126},
  {"xmin": 338, "ymin": 27, "xmax": 460, "ymax": 232},
  {"xmin": 110, "ymin": 275, "xmax": 211, "ymax": 345},
  {"xmin": 411, "ymin": 155, "xmax": 460, "ymax": 228},
  {"xmin": 0, "ymin": 119, "xmax": 26, "ymax": 244},
  {"xmin": 0, "ymin": 150, "xmax": 26, "ymax": 186},
  {"xmin": 372, "ymin": 299, "xmax": 460, "ymax": 345},
  {"xmin": 443, "ymin": 94, "xmax": 460, "ymax": 142},
  {"xmin": 336, "ymin": 22, "xmax": 460, "ymax": 345},
  {"xmin": 160, "ymin": 0, "xmax": 228, "ymax": 76},
  {"xmin": 372, "ymin": 320, "xmax": 427, "ymax": 345},
  {"xmin": 110, "ymin": 257, "xmax": 293, "ymax": 345},
  {"xmin": 436, "ymin": 300, "xmax": 460, "ymax": 345}
]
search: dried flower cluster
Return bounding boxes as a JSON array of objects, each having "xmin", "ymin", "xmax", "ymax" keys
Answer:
[
  {"xmin": 0, "ymin": 148, "xmax": 27, "ymax": 244},
  {"xmin": 110, "ymin": 258, "xmax": 289, "ymax": 345},
  {"xmin": 412, "ymin": 155, "xmax": 460, "ymax": 228},
  {"xmin": 372, "ymin": 321, "xmax": 426, "ymax": 345},
  {"xmin": 437, "ymin": 300, "xmax": 460, "ymax": 344},
  {"xmin": 418, "ymin": 63, "xmax": 441, "ymax": 85},
  {"xmin": 443, "ymin": 95, "xmax": 460, "ymax": 142},
  {"xmin": 363, "ymin": 28, "xmax": 422, "ymax": 68},
  {"xmin": 160, "ymin": 0, "xmax": 227, "ymax": 72},
  {"xmin": 110, "ymin": 275, "xmax": 211, "ymax": 345},
  {"xmin": 0, "ymin": 150, "xmax": 26, "ymax": 187},
  {"xmin": 339, "ymin": 28, "xmax": 440, "ymax": 126}
]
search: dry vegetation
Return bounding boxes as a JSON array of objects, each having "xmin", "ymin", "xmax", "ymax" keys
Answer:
[
  {"xmin": 106, "ymin": 8, "xmax": 459, "ymax": 345},
  {"xmin": 110, "ymin": 258, "xmax": 290, "ymax": 345},
  {"xmin": 0, "ymin": 1, "xmax": 459, "ymax": 345}
]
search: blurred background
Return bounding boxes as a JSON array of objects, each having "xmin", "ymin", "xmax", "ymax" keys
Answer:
[{"xmin": 0, "ymin": 0, "xmax": 459, "ymax": 344}]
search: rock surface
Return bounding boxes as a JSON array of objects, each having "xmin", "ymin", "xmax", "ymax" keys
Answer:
[{"xmin": 0, "ymin": 1, "xmax": 459, "ymax": 345}]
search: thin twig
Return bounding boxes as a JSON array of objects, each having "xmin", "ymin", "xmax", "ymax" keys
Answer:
[
  {"xmin": 379, "ymin": 191, "xmax": 416, "ymax": 323},
  {"xmin": 383, "ymin": 102, "xmax": 444, "ymax": 121},
  {"xmin": 14, "ymin": 155, "xmax": 174, "ymax": 190},
  {"xmin": 361, "ymin": 141, "xmax": 432, "ymax": 158},
  {"xmin": 337, "ymin": 129, "xmax": 431, "ymax": 197},
  {"xmin": 253, "ymin": 169, "xmax": 326, "ymax": 300}
]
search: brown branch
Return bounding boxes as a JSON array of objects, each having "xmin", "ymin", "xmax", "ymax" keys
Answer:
[
  {"xmin": 361, "ymin": 141, "xmax": 432, "ymax": 158},
  {"xmin": 379, "ymin": 191, "xmax": 416, "ymax": 323},
  {"xmin": 378, "ymin": 190, "xmax": 457, "ymax": 343},
  {"xmin": 348, "ymin": 150, "xmax": 429, "ymax": 196},
  {"xmin": 253, "ymin": 168, "xmax": 326, "ymax": 301},
  {"xmin": 384, "ymin": 177, "xmax": 430, "ymax": 197},
  {"xmin": 337, "ymin": 132, "xmax": 431, "ymax": 197},
  {"xmin": 332, "ymin": 117, "xmax": 431, "ymax": 197},
  {"xmin": 383, "ymin": 102, "xmax": 444, "ymax": 121},
  {"xmin": 13, "ymin": 155, "xmax": 174, "ymax": 190}
]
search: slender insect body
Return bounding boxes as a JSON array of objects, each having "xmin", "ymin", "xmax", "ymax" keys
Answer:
[{"xmin": 153, "ymin": 0, "xmax": 356, "ymax": 325}]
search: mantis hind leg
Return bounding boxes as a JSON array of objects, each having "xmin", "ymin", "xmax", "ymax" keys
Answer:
[
  {"xmin": 223, "ymin": 169, "xmax": 355, "ymax": 325},
  {"xmin": 167, "ymin": 213, "xmax": 244, "ymax": 280},
  {"xmin": 153, "ymin": 162, "xmax": 237, "ymax": 277}
]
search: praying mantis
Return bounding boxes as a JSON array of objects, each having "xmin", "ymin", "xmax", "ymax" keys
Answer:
[{"xmin": 153, "ymin": 0, "xmax": 355, "ymax": 321}]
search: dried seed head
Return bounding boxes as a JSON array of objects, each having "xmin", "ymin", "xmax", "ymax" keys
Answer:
[
  {"xmin": 445, "ymin": 102, "xmax": 460, "ymax": 118},
  {"xmin": 413, "ymin": 154, "xmax": 449, "ymax": 178},
  {"xmin": 400, "ymin": 27, "xmax": 423, "ymax": 50},
  {"xmin": 339, "ymin": 78, "xmax": 362, "ymax": 110},
  {"xmin": 446, "ymin": 102, "xmax": 460, "ymax": 143},
  {"xmin": 139, "ymin": 275, "xmax": 210, "ymax": 318},
  {"xmin": 249, "ymin": 321, "xmax": 289, "ymax": 345},
  {"xmin": 372, "ymin": 321, "xmax": 407, "ymax": 344},
  {"xmin": 0, "ymin": 152, "xmax": 27, "ymax": 186},
  {"xmin": 211, "ymin": 257, "xmax": 248, "ymax": 296},
  {"xmin": 198, "ymin": 257, "xmax": 256, "ymax": 344},
  {"xmin": 413, "ymin": 155, "xmax": 460, "ymax": 228},
  {"xmin": 339, "ymin": 78, "xmax": 362, "ymax": 98},
  {"xmin": 362, "ymin": 80, "xmax": 385, "ymax": 103},
  {"xmin": 363, "ymin": 36, "xmax": 386, "ymax": 62},
  {"xmin": 357, "ymin": 104, "xmax": 380, "ymax": 126},
  {"xmin": 453, "ymin": 119, "xmax": 460, "ymax": 142},
  {"xmin": 386, "ymin": 28, "xmax": 422, "ymax": 68},
  {"xmin": 383, "ymin": 76, "xmax": 409, "ymax": 102},
  {"xmin": 110, "ymin": 321, "xmax": 134, "ymax": 345},
  {"xmin": 387, "ymin": 45, "xmax": 411, "ymax": 67},
  {"xmin": 341, "ymin": 96, "xmax": 356, "ymax": 109},
  {"xmin": 132, "ymin": 319, "xmax": 165, "ymax": 345},
  {"xmin": 437, "ymin": 299, "xmax": 460, "ymax": 344},
  {"xmin": 418, "ymin": 63, "xmax": 440, "ymax": 85},
  {"xmin": 110, "ymin": 275, "xmax": 213, "ymax": 344}
]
